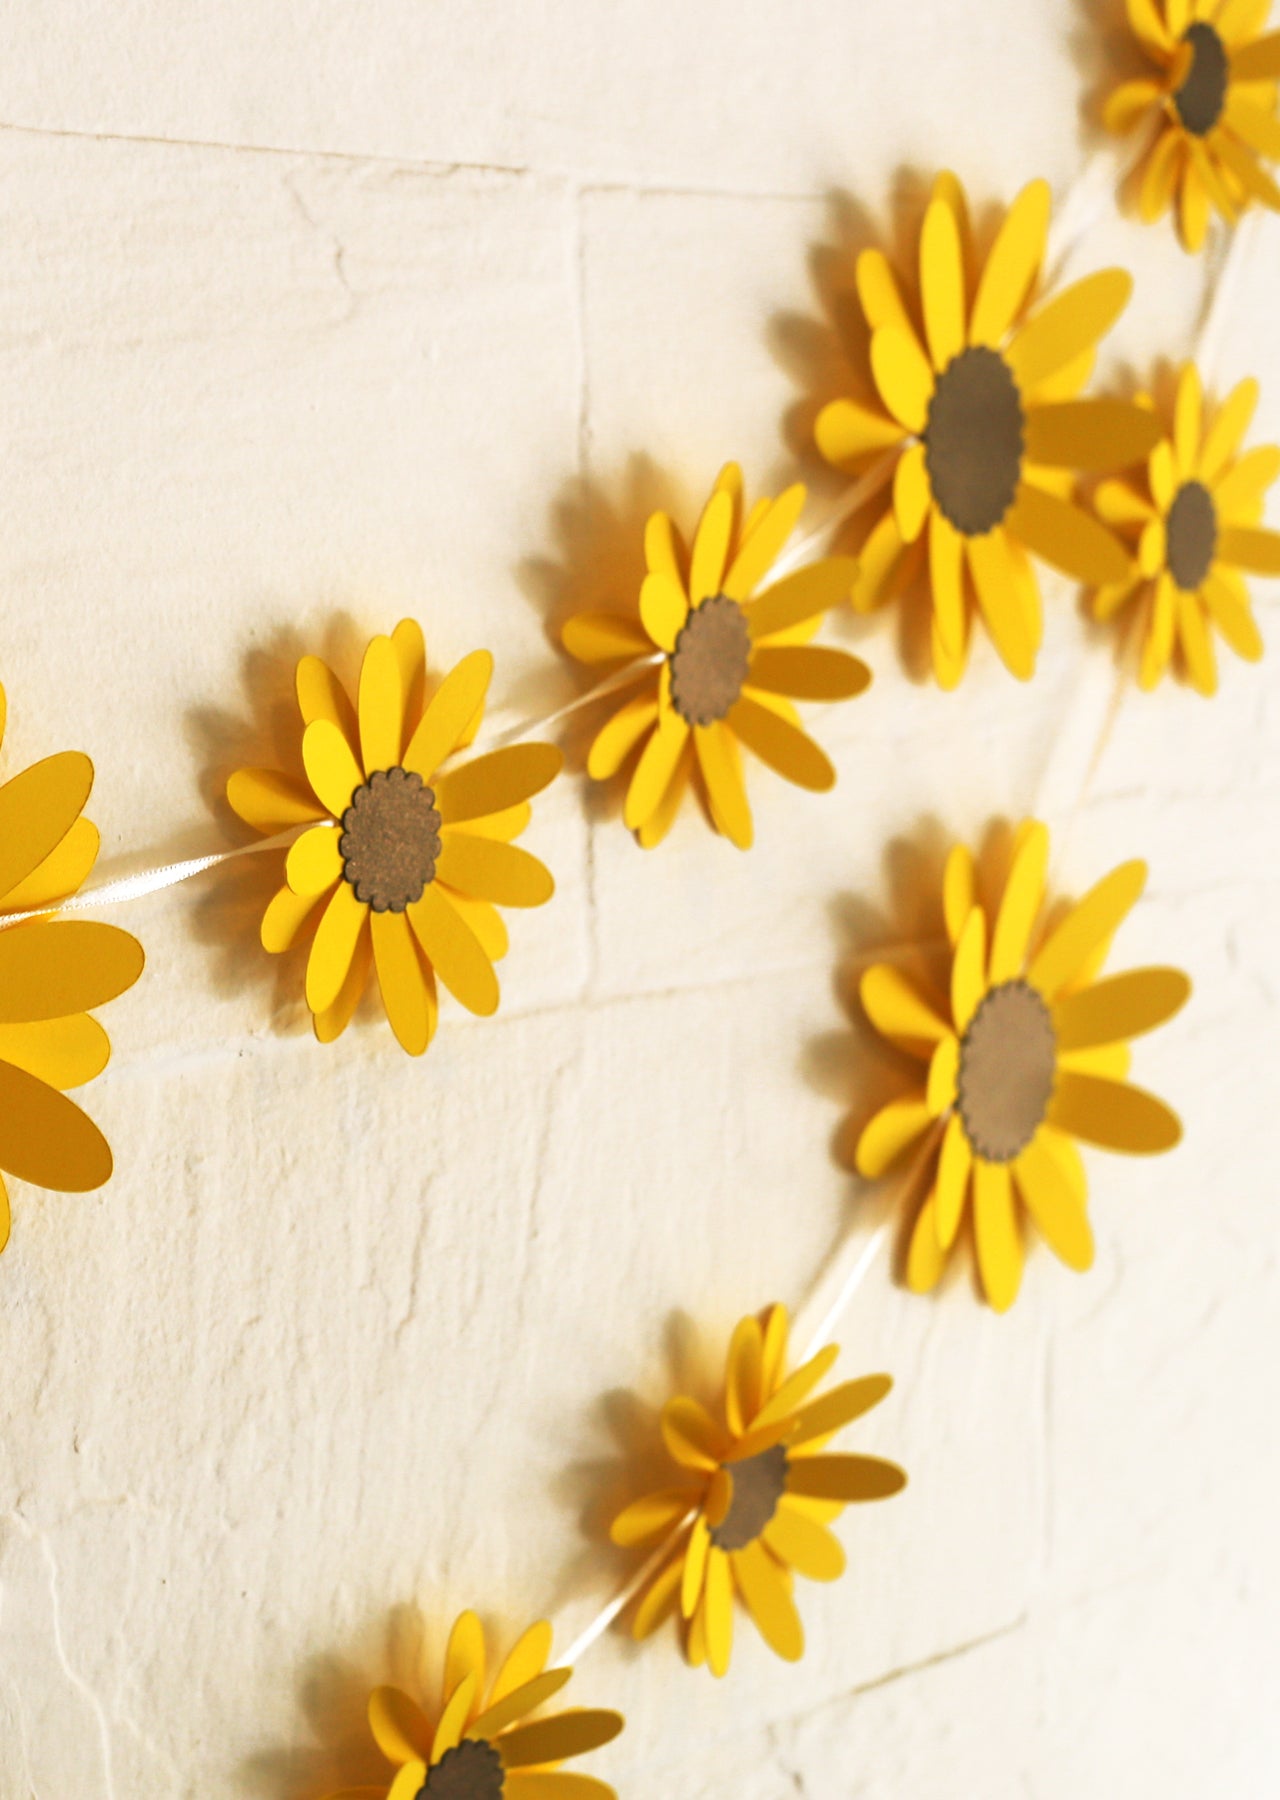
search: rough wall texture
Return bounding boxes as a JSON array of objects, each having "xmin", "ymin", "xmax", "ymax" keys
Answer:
[{"xmin": 0, "ymin": 3, "xmax": 1278, "ymax": 1796}]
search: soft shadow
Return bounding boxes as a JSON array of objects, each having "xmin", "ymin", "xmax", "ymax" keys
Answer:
[{"xmin": 1068, "ymin": 0, "xmax": 1152, "ymax": 153}]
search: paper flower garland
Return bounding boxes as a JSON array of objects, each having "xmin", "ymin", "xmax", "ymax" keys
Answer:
[
  {"xmin": 815, "ymin": 172, "xmax": 1164, "ymax": 688},
  {"xmin": 227, "ymin": 621, "xmax": 561, "ymax": 1054},
  {"xmin": 0, "ymin": 685, "xmax": 144, "ymax": 1254},
  {"xmin": 1105, "ymin": 0, "xmax": 1280, "ymax": 251},
  {"xmin": 855, "ymin": 823, "xmax": 1190, "ymax": 1311},
  {"xmin": 610, "ymin": 1303, "xmax": 906, "ymax": 1677},
  {"xmin": 1090, "ymin": 362, "xmax": 1278, "ymax": 692},
  {"xmin": 331, "ymin": 1610, "xmax": 624, "ymax": 1799},
  {"xmin": 561, "ymin": 462, "xmax": 870, "ymax": 849}
]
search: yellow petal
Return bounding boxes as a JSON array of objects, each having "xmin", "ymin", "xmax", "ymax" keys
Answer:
[
  {"xmin": 1013, "ymin": 1135, "xmax": 1095, "ymax": 1272},
  {"xmin": 469, "ymin": 1667, "xmax": 572, "ymax": 1741},
  {"xmin": 435, "ymin": 743, "xmax": 561, "ymax": 825},
  {"xmin": 631, "ymin": 1551, "xmax": 684, "ymax": 1641},
  {"xmin": 490, "ymin": 1621, "xmax": 553, "ymax": 1705},
  {"xmin": 1217, "ymin": 524, "xmax": 1280, "ymax": 572},
  {"xmin": 261, "ymin": 883, "xmax": 319, "ymax": 954},
  {"xmin": 855, "ymin": 1097, "xmax": 934, "ymax": 1178},
  {"xmin": 498, "ymin": 1711, "xmax": 624, "ymax": 1771},
  {"xmin": 0, "ymin": 752, "xmax": 93, "ymax": 908},
  {"xmin": 1203, "ymin": 571, "xmax": 1264, "ymax": 661},
  {"xmin": 371, "ymin": 911, "xmax": 432, "ymax": 1056},
  {"xmin": 312, "ymin": 916, "xmax": 372, "ymax": 1043},
  {"xmin": 431, "ymin": 1672, "xmax": 477, "ymax": 1763},
  {"xmin": 1179, "ymin": 154, "xmax": 1211, "ymax": 252},
  {"xmin": 636, "ymin": 737, "xmax": 693, "ymax": 849},
  {"xmin": 928, "ymin": 509, "xmax": 965, "ymax": 654},
  {"xmin": 645, "ymin": 509, "xmax": 687, "ymax": 587},
  {"xmin": 681, "ymin": 1514, "xmax": 712, "ymax": 1618},
  {"xmin": 1225, "ymin": 91, "xmax": 1280, "ymax": 159},
  {"xmin": 624, "ymin": 711, "xmax": 689, "ymax": 832},
  {"xmin": 723, "ymin": 484, "xmax": 807, "ymax": 600},
  {"xmin": 226, "ymin": 768, "xmax": 325, "ymax": 834},
  {"xmin": 1218, "ymin": 0, "xmax": 1272, "ymax": 45},
  {"xmin": 968, "ymin": 530, "xmax": 1036, "ymax": 680},
  {"xmin": 286, "ymin": 823, "xmax": 344, "ymax": 897},
  {"xmin": 894, "ymin": 441, "xmax": 931, "ymax": 544},
  {"xmin": 926, "ymin": 1035, "xmax": 959, "ymax": 1115},
  {"xmin": 1127, "ymin": 0, "xmax": 1174, "ymax": 55},
  {"xmin": 1008, "ymin": 483, "xmax": 1133, "ymax": 585},
  {"xmin": 1024, "ymin": 400, "xmax": 1161, "ymax": 472},
  {"xmin": 1231, "ymin": 31, "xmax": 1280, "ymax": 79},
  {"xmin": 1008, "ymin": 270, "xmax": 1132, "ymax": 392},
  {"xmin": 990, "ymin": 821, "xmax": 1049, "ymax": 981},
  {"xmin": 751, "ymin": 1343, "xmax": 839, "ymax": 1432},
  {"xmin": 870, "ymin": 326, "xmax": 935, "ymax": 434},
  {"xmin": 437, "ymin": 834, "xmax": 554, "ymax": 908},
  {"xmin": 404, "ymin": 650, "xmax": 494, "ymax": 781},
  {"xmin": 305, "ymin": 881, "xmax": 367, "ymax": 1015},
  {"xmin": 1104, "ymin": 77, "xmax": 1165, "ymax": 134},
  {"xmin": 386, "ymin": 1766, "xmax": 427, "ymax": 1800},
  {"xmin": 368, "ymin": 1686, "xmax": 433, "ymax": 1764},
  {"xmin": 663, "ymin": 1394, "xmax": 729, "ymax": 1472},
  {"xmin": 359, "ymin": 634, "xmax": 403, "ymax": 776},
  {"xmin": 860, "ymin": 964, "xmax": 950, "ymax": 1051},
  {"xmin": 951, "ymin": 907, "xmax": 987, "ymax": 1033},
  {"xmin": 0, "ymin": 1062, "xmax": 113, "ymax": 1191},
  {"xmin": 1054, "ymin": 967, "xmax": 1190, "ymax": 1050},
  {"xmin": 1140, "ymin": 573, "xmax": 1178, "ymax": 690},
  {"xmin": 611, "ymin": 1488, "xmax": 698, "ymax": 1547},
  {"xmin": 971, "ymin": 179, "xmax": 1051, "ymax": 346},
  {"xmin": 852, "ymin": 507, "xmax": 909, "ymax": 613},
  {"xmin": 561, "ymin": 611, "xmax": 652, "ymax": 664},
  {"xmin": 303, "ymin": 718, "xmax": 364, "ymax": 817},
  {"xmin": 1094, "ymin": 477, "xmax": 1155, "ymax": 527},
  {"xmin": 1212, "ymin": 444, "xmax": 1280, "ymax": 516},
  {"xmin": 921, "ymin": 193, "xmax": 966, "ymax": 369},
  {"xmin": 3, "ymin": 817, "xmax": 100, "ymax": 913},
  {"xmin": 1173, "ymin": 363, "xmax": 1203, "ymax": 479},
  {"xmin": 973, "ymin": 1160, "xmax": 1023, "ymax": 1313},
  {"xmin": 786, "ymin": 1453, "xmax": 907, "ymax": 1502},
  {"xmin": 745, "ymin": 645, "xmax": 870, "ymax": 703},
  {"xmin": 1049, "ymin": 1071, "xmax": 1182, "ymax": 1153},
  {"xmin": 0, "ymin": 1016, "xmax": 109, "ymax": 1090},
  {"xmin": 943, "ymin": 843, "xmax": 976, "ymax": 946},
  {"xmin": 296, "ymin": 654, "xmax": 358, "ymax": 739},
  {"xmin": 1028, "ymin": 860, "xmax": 1147, "ymax": 998},
  {"xmin": 1140, "ymin": 129, "xmax": 1185, "ymax": 222},
  {"xmin": 586, "ymin": 695, "xmax": 660, "ymax": 782},
  {"xmin": 856, "ymin": 246, "xmax": 916, "ymax": 336},
  {"xmin": 408, "ymin": 885, "xmax": 499, "ymax": 1016},
  {"xmin": 703, "ymin": 1546, "xmax": 734, "ymax": 1677},
  {"xmin": 730, "ymin": 1541, "xmax": 804, "ymax": 1661},
  {"xmin": 746, "ymin": 558, "xmax": 858, "ymax": 641},
  {"xmin": 0, "ymin": 920, "xmax": 143, "ymax": 1023},
  {"xmin": 815, "ymin": 397, "xmax": 906, "ymax": 469},
  {"xmin": 640, "ymin": 573, "xmax": 689, "ymax": 652},
  {"xmin": 787, "ymin": 1374, "xmax": 893, "ymax": 1447},
  {"xmin": 443, "ymin": 1608, "xmax": 487, "ymax": 1709},
  {"xmin": 726, "ymin": 696, "xmax": 834, "ymax": 794},
  {"xmin": 392, "ymin": 619, "xmax": 427, "ymax": 744},
  {"xmin": 689, "ymin": 489, "xmax": 734, "ymax": 606},
  {"xmin": 1200, "ymin": 376, "xmax": 1260, "ymax": 482},
  {"xmin": 935, "ymin": 1112, "xmax": 973, "ymax": 1250},
  {"xmin": 724, "ymin": 1313, "xmax": 764, "ymax": 1435},
  {"xmin": 695, "ymin": 721, "xmax": 754, "ymax": 849},
  {"xmin": 763, "ymin": 1505, "xmax": 846, "ymax": 1581}
]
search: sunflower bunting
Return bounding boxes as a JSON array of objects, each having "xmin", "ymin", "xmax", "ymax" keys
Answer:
[
  {"xmin": 1090, "ymin": 362, "xmax": 1278, "ymax": 693},
  {"xmin": 1105, "ymin": 0, "xmax": 1280, "ymax": 252},
  {"xmin": 328, "ymin": 1609, "xmax": 624, "ymax": 1799},
  {"xmin": 228, "ymin": 621, "xmax": 561, "ymax": 1054},
  {"xmin": 561, "ymin": 462, "xmax": 871, "ymax": 850},
  {"xmin": 815, "ymin": 172, "xmax": 1163, "ymax": 688},
  {"xmin": 856, "ymin": 823, "xmax": 1190, "ymax": 1312},
  {"xmin": 0, "ymin": 685, "xmax": 144, "ymax": 1255},
  {"xmin": 610, "ymin": 1303, "xmax": 906, "ymax": 1677}
]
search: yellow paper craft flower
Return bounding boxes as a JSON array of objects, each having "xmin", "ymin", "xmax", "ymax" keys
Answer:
[
  {"xmin": 1090, "ymin": 362, "xmax": 1279, "ymax": 693},
  {"xmin": 0, "ymin": 685, "xmax": 144, "ymax": 1254},
  {"xmin": 1105, "ymin": 0, "xmax": 1280, "ymax": 252},
  {"xmin": 561, "ymin": 462, "xmax": 871, "ymax": 850},
  {"xmin": 227, "ymin": 621, "xmax": 561, "ymax": 1054},
  {"xmin": 610, "ymin": 1303, "xmax": 906, "ymax": 1677},
  {"xmin": 815, "ymin": 172, "xmax": 1162, "ymax": 688},
  {"xmin": 856, "ymin": 824, "xmax": 1191, "ymax": 1312},
  {"xmin": 329, "ymin": 1609, "xmax": 624, "ymax": 1800}
]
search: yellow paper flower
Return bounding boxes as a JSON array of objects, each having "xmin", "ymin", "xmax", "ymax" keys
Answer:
[
  {"xmin": 227, "ymin": 621, "xmax": 561, "ymax": 1054},
  {"xmin": 1105, "ymin": 0, "xmax": 1280, "ymax": 252},
  {"xmin": 855, "ymin": 823, "xmax": 1191, "ymax": 1312},
  {"xmin": 329, "ymin": 1609, "xmax": 624, "ymax": 1800},
  {"xmin": 561, "ymin": 462, "xmax": 871, "ymax": 850},
  {"xmin": 610, "ymin": 1303, "xmax": 906, "ymax": 1677},
  {"xmin": 1090, "ymin": 362, "xmax": 1279, "ymax": 693},
  {"xmin": 815, "ymin": 172, "xmax": 1162, "ymax": 688},
  {"xmin": 0, "ymin": 685, "xmax": 144, "ymax": 1254}
]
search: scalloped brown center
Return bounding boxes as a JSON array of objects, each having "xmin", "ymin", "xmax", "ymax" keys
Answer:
[
  {"xmin": 709, "ymin": 1443, "xmax": 790, "ymax": 1552},
  {"xmin": 339, "ymin": 766, "xmax": 442, "ymax": 913},
  {"xmin": 1166, "ymin": 480, "xmax": 1218, "ymax": 592},
  {"xmin": 419, "ymin": 1738, "xmax": 505, "ymax": 1800},
  {"xmin": 924, "ymin": 346, "xmax": 1027, "ymax": 536},
  {"xmin": 1174, "ymin": 22, "xmax": 1229, "ymax": 137},
  {"xmin": 957, "ymin": 980, "xmax": 1057, "ymax": 1163},
  {"xmin": 669, "ymin": 594, "xmax": 752, "ymax": 727}
]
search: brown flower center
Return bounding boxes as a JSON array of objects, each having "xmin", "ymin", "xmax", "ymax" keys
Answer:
[
  {"xmin": 669, "ymin": 594, "xmax": 752, "ymax": 727},
  {"xmin": 924, "ymin": 346, "xmax": 1026, "ymax": 537},
  {"xmin": 1174, "ymin": 22, "xmax": 1229, "ymax": 137},
  {"xmin": 339, "ymin": 766, "xmax": 442, "ymax": 913},
  {"xmin": 419, "ymin": 1738, "xmax": 504, "ymax": 1800},
  {"xmin": 1166, "ymin": 480, "xmax": 1218, "ymax": 592},
  {"xmin": 709, "ymin": 1444, "xmax": 790, "ymax": 1552},
  {"xmin": 957, "ymin": 980, "xmax": 1057, "ymax": 1163}
]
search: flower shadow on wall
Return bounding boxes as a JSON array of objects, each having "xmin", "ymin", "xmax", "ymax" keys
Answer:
[{"xmin": 821, "ymin": 818, "xmax": 1029, "ymax": 1300}]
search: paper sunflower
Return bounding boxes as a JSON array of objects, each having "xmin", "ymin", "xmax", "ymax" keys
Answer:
[
  {"xmin": 815, "ymin": 172, "xmax": 1162, "ymax": 688},
  {"xmin": 0, "ymin": 685, "xmax": 144, "ymax": 1254},
  {"xmin": 1105, "ymin": 0, "xmax": 1280, "ymax": 252},
  {"xmin": 561, "ymin": 463, "xmax": 870, "ymax": 850},
  {"xmin": 1090, "ymin": 362, "xmax": 1278, "ymax": 692},
  {"xmin": 855, "ymin": 823, "xmax": 1190, "ymax": 1312},
  {"xmin": 329, "ymin": 1610, "xmax": 624, "ymax": 1800},
  {"xmin": 227, "ymin": 621, "xmax": 561, "ymax": 1054},
  {"xmin": 610, "ymin": 1302, "xmax": 906, "ymax": 1677}
]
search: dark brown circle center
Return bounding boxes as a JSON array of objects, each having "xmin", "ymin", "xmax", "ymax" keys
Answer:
[
  {"xmin": 957, "ymin": 980, "xmax": 1057, "ymax": 1164},
  {"xmin": 419, "ymin": 1737, "xmax": 505, "ymax": 1800},
  {"xmin": 669, "ymin": 593, "xmax": 752, "ymax": 727},
  {"xmin": 1165, "ymin": 480, "xmax": 1218, "ymax": 592},
  {"xmin": 710, "ymin": 1443, "xmax": 790, "ymax": 1552},
  {"xmin": 1174, "ymin": 22, "xmax": 1229, "ymax": 137},
  {"xmin": 924, "ymin": 345, "xmax": 1026, "ymax": 537},
  {"xmin": 339, "ymin": 766, "xmax": 442, "ymax": 913}
]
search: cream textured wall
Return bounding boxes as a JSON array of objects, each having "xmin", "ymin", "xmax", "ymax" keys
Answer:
[{"xmin": 1, "ymin": 4, "xmax": 1278, "ymax": 1797}]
